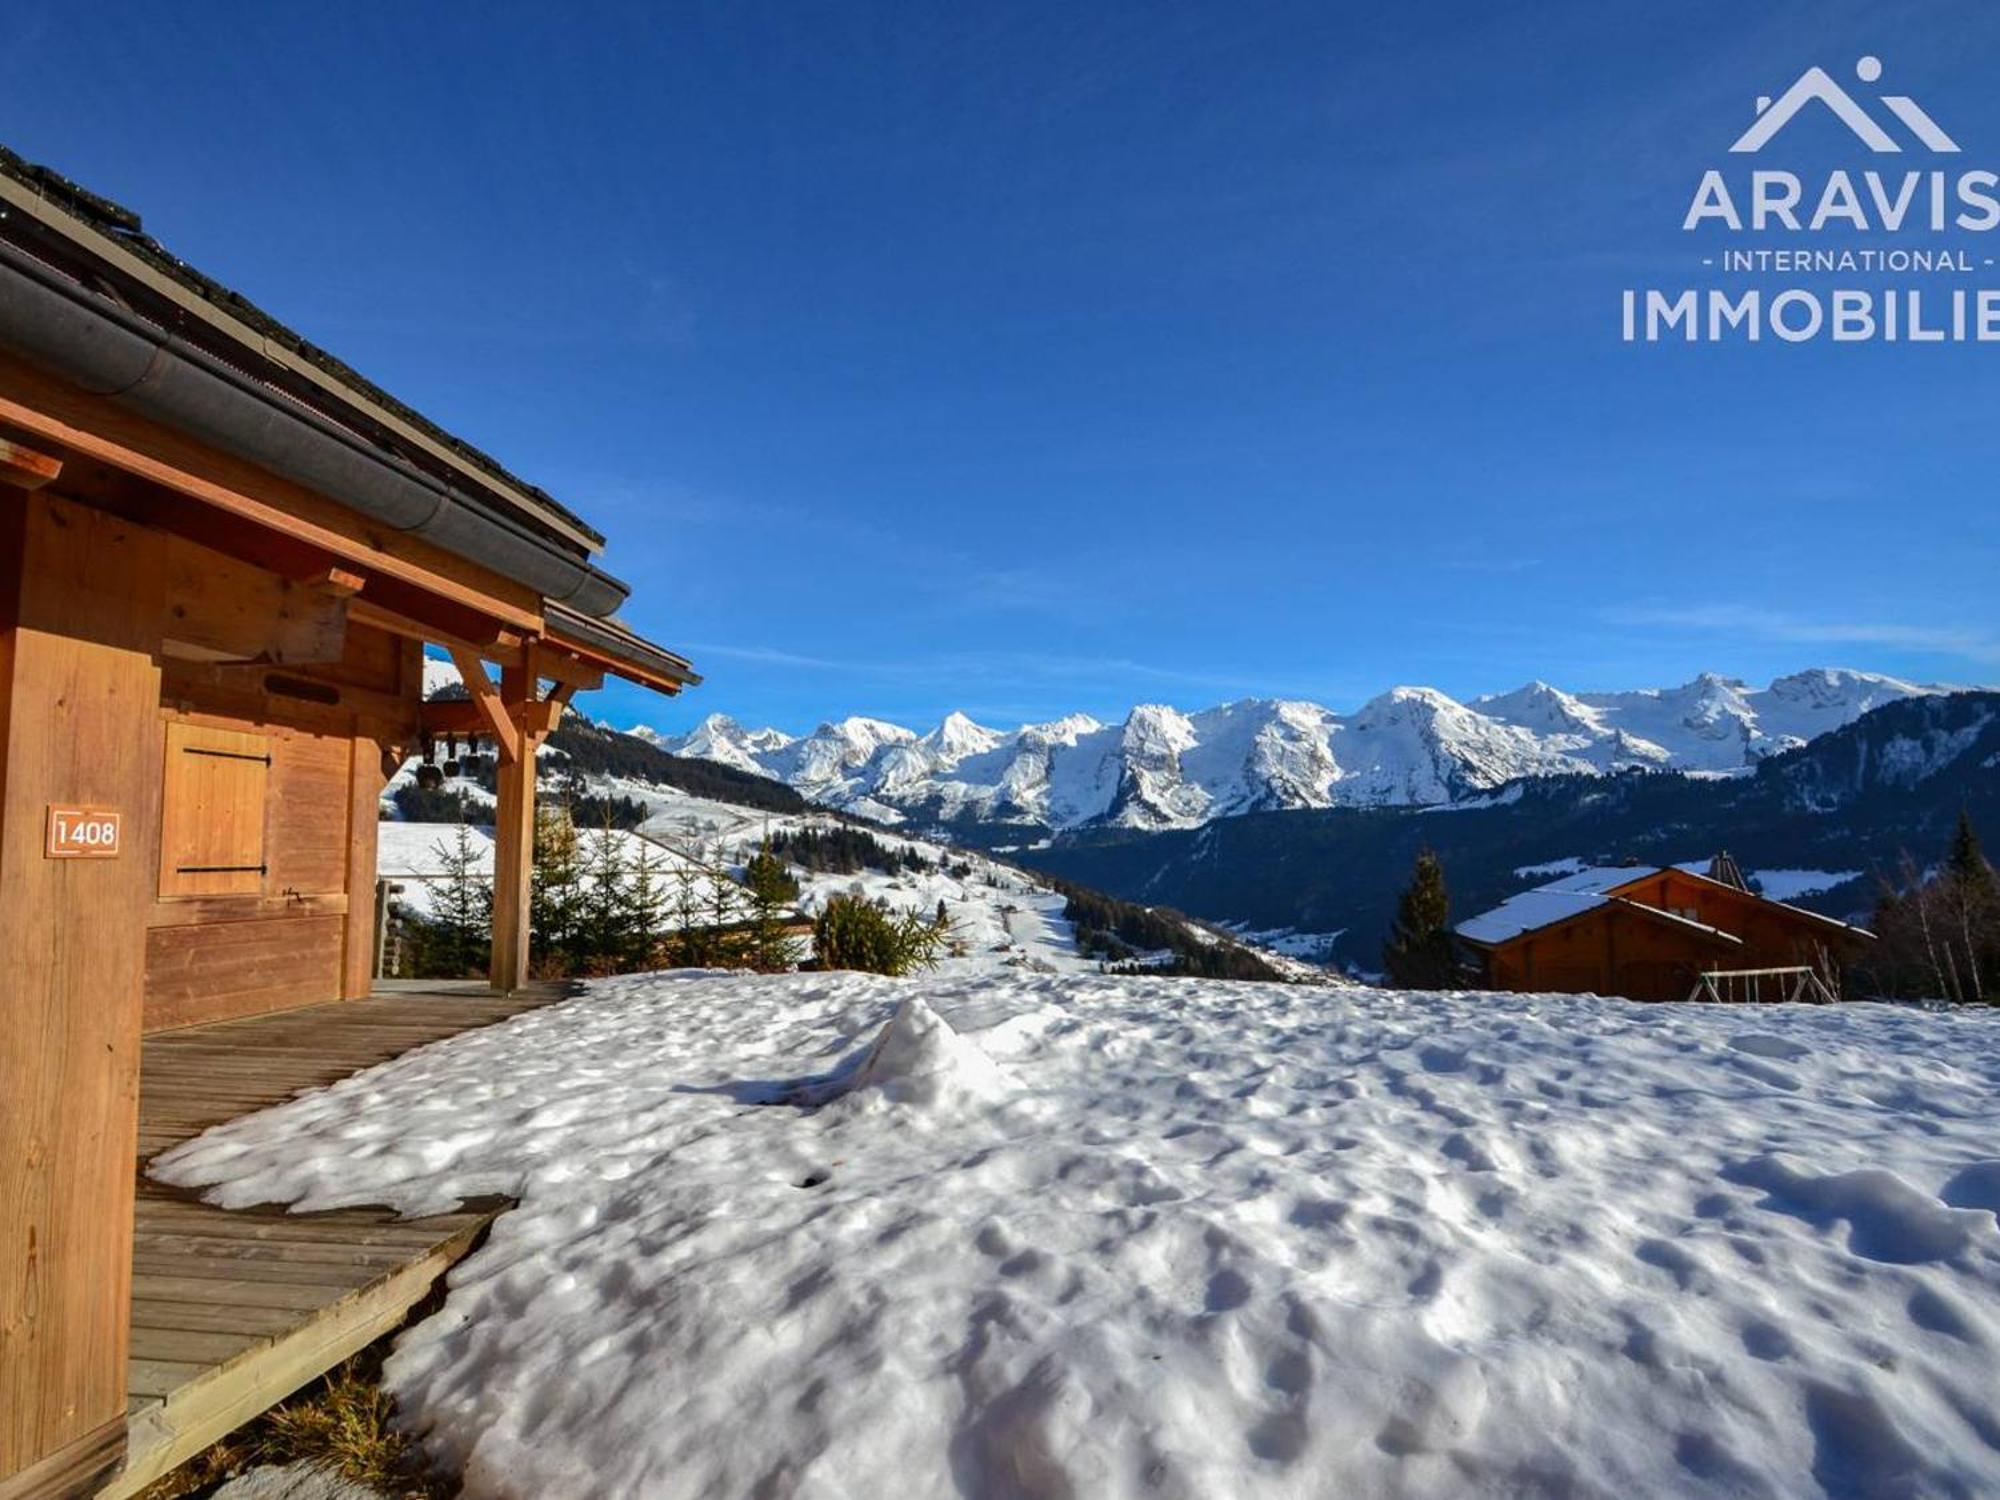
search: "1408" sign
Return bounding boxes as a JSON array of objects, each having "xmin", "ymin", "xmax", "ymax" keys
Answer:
[{"xmin": 46, "ymin": 805, "xmax": 122, "ymax": 859}]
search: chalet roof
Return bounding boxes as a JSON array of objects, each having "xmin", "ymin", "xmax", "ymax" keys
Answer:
[
  {"xmin": 1456, "ymin": 887, "xmax": 1614, "ymax": 945},
  {"xmin": 546, "ymin": 601, "xmax": 701, "ymax": 693},
  {"xmin": 0, "ymin": 144, "xmax": 602, "ymax": 556},
  {"xmin": 1537, "ymin": 865, "xmax": 1656, "ymax": 896},
  {"xmin": 1456, "ymin": 861, "xmax": 1873, "ymax": 948},
  {"xmin": 1454, "ymin": 865, "xmax": 1652, "ymax": 943}
]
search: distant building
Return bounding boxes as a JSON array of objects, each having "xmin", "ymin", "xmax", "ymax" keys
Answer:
[{"xmin": 1455, "ymin": 856, "xmax": 1873, "ymax": 1002}]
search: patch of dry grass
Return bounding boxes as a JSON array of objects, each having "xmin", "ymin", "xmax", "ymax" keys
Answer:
[{"xmin": 138, "ymin": 1350, "xmax": 453, "ymax": 1500}]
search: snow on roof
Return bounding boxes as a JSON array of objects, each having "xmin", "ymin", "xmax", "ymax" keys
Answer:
[
  {"xmin": 1456, "ymin": 866, "xmax": 1657, "ymax": 945},
  {"xmin": 1535, "ymin": 865, "xmax": 1656, "ymax": 895},
  {"xmin": 1456, "ymin": 887, "xmax": 1614, "ymax": 945},
  {"xmin": 1460, "ymin": 858, "xmax": 1862, "ymax": 948}
]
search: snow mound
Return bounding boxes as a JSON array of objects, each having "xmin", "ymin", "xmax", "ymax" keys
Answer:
[
  {"xmin": 1722, "ymin": 1153, "xmax": 1996, "ymax": 1264},
  {"xmin": 827, "ymin": 996, "xmax": 1008, "ymax": 1110}
]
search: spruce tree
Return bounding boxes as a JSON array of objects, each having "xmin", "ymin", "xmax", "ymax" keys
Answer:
[
  {"xmin": 531, "ymin": 803, "xmax": 587, "ymax": 974},
  {"xmin": 1946, "ymin": 808, "xmax": 1996, "ymax": 898},
  {"xmin": 625, "ymin": 839, "xmax": 670, "ymax": 971},
  {"xmin": 666, "ymin": 852, "xmax": 708, "ymax": 968},
  {"xmin": 1943, "ymin": 808, "xmax": 1998, "ymax": 1001},
  {"xmin": 428, "ymin": 820, "xmax": 491, "ymax": 978},
  {"xmin": 1382, "ymin": 847, "xmax": 1461, "ymax": 989},
  {"xmin": 580, "ymin": 812, "xmax": 632, "ymax": 975},
  {"xmin": 740, "ymin": 844, "xmax": 802, "ymax": 973}
]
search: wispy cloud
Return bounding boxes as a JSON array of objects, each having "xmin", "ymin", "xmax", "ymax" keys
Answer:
[
  {"xmin": 1442, "ymin": 552, "xmax": 1541, "ymax": 575},
  {"xmin": 680, "ymin": 642, "xmax": 854, "ymax": 672},
  {"xmin": 1602, "ymin": 604, "xmax": 2000, "ymax": 666}
]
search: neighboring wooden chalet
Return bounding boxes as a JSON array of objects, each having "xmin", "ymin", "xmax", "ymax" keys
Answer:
[
  {"xmin": 1456, "ymin": 856, "xmax": 1873, "ymax": 1003},
  {"xmin": 0, "ymin": 153, "xmax": 695, "ymax": 1497}
]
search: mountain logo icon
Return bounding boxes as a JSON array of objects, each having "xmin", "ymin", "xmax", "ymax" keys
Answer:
[{"xmin": 1731, "ymin": 56, "xmax": 1959, "ymax": 154}]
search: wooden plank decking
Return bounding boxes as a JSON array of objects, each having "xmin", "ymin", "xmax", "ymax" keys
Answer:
[{"xmin": 105, "ymin": 981, "xmax": 570, "ymax": 1499}]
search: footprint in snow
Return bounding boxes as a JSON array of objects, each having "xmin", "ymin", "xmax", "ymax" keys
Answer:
[
  {"xmin": 1729, "ymin": 1054, "xmax": 1803, "ymax": 1092},
  {"xmin": 1940, "ymin": 1159, "xmax": 2000, "ymax": 1214},
  {"xmin": 1730, "ymin": 1032, "xmax": 1811, "ymax": 1063}
]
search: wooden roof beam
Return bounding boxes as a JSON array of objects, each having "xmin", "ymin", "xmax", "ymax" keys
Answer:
[
  {"xmin": 445, "ymin": 648, "xmax": 522, "ymax": 765},
  {"xmin": 348, "ymin": 598, "xmax": 526, "ymax": 669},
  {"xmin": 527, "ymin": 641, "xmax": 604, "ymax": 693},
  {"xmin": 0, "ymin": 434, "xmax": 62, "ymax": 489},
  {"xmin": 301, "ymin": 565, "xmax": 366, "ymax": 597}
]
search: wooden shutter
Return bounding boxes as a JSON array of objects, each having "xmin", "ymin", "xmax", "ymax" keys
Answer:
[{"xmin": 159, "ymin": 721, "xmax": 271, "ymax": 897}]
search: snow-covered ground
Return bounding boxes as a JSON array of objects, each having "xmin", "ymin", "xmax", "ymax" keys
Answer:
[{"xmin": 155, "ymin": 974, "xmax": 2000, "ymax": 1500}]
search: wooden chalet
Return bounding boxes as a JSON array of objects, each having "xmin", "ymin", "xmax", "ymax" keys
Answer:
[
  {"xmin": 0, "ymin": 152, "xmax": 696, "ymax": 1497},
  {"xmin": 1456, "ymin": 856, "xmax": 1873, "ymax": 1003}
]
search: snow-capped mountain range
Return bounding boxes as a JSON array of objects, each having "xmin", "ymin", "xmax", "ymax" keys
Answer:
[{"xmin": 630, "ymin": 669, "xmax": 1947, "ymax": 832}]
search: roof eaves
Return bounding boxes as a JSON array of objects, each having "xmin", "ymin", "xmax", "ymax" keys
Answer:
[
  {"xmin": 545, "ymin": 601, "xmax": 700, "ymax": 697},
  {"xmin": 0, "ymin": 145, "xmax": 606, "ymax": 556}
]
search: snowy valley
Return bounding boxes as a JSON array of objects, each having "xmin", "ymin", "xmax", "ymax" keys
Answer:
[
  {"xmin": 401, "ymin": 664, "xmax": 1996, "ymax": 972},
  {"xmin": 379, "ymin": 767, "xmax": 1321, "ymax": 985}
]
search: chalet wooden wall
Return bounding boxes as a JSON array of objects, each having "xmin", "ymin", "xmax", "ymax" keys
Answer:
[
  {"xmin": 0, "ymin": 490, "xmax": 163, "ymax": 1496},
  {"xmin": 142, "ymin": 619, "xmax": 416, "ymax": 1032},
  {"xmin": 0, "ymin": 483, "xmax": 422, "ymax": 1493},
  {"xmin": 1486, "ymin": 903, "xmax": 1731, "ymax": 1003},
  {"xmin": 1619, "ymin": 871, "xmax": 1843, "ymax": 972}
]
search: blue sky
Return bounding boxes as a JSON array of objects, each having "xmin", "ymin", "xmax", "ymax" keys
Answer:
[{"xmin": 5, "ymin": 0, "xmax": 1997, "ymax": 734}]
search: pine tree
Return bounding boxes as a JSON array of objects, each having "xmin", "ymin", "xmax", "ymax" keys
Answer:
[
  {"xmin": 1382, "ymin": 847, "xmax": 1461, "ymax": 989},
  {"xmin": 580, "ymin": 812, "xmax": 632, "ymax": 975},
  {"xmin": 812, "ymin": 893, "xmax": 946, "ymax": 976},
  {"xmin": 1942, "ymin": 808, "xmax": 1998, "ymax": 1001},
  {"xmin": 625, "ymin": 839, "xmax": 670, "ymax": 971},
  {"xmin": 1861, "ymin": 820, "xmax": 2000, "ymax": 1004},
  {"xmin": 665, "ymin": 851, "xmax": 708, "ymax": 968},
  {"xmin": 1946, "ymin": 808, "xmax": 1996, "ymax": 898},
  {"xmin": 428, "ymin": 820, "xmax": 491, "ymax": 978},
  {"xmin": 740, "ymin": 843, "xmax": 802, "ymax": 973},
  {"xmin": 531, "ymin": 803, "xmax": 587, "ymax": 974}
]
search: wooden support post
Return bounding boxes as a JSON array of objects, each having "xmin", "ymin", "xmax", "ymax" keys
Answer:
[
  {"xmin": 340, "ymin": 736, "xmax": 388, "ymax": 1000},
  {"xmin": 488, "ymin": 663, "xmax": 536, "ymax": 994},
  {"xmin": 0, "ymin": 491, "xmax": 164, "ymax": 1498}
]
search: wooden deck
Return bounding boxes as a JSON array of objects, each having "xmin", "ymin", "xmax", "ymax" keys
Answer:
[{"xmin": 105, "ymin": 981, "xmax": 570, "ymax": 1499}]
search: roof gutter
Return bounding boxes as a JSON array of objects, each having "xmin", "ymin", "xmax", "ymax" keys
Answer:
[
  {"xmin": 0, "ymin": 242, "xmax": 630, "ymax": 618},
  {"xmin": 546, "ymin": 600, "xmax": 702, "ymax": 692}
]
